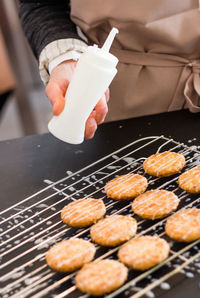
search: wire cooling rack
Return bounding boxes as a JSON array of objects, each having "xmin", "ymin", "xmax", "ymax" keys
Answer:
[{"xmin": 0, "ymin": 136, "xmax": 200, "ymax": 298}]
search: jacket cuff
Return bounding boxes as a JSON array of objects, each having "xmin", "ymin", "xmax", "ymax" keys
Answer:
[
  {"xmin": 39, "ymin": 38, "xmax": 87, "ymax": 85},
  {"xmin": 48, "ymin": 50, "xmax": 81, "ymax": 74}
]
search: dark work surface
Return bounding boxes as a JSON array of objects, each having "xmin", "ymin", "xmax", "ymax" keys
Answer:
[
  {"xmin": 1, "ymin": 109, "xmax": 199, "ymax": 212},
  {"xmin": 0, "ymin": 109, "xmax": 200, "ymax": 298}
]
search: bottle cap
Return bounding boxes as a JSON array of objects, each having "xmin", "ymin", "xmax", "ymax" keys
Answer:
[
  {"xmin": 82, "ymin": 27, "xmax": 119, "ymax": 68},
  {"xmin": 101, "ymin": 28, "xmax": 119, "ymax": 52}
]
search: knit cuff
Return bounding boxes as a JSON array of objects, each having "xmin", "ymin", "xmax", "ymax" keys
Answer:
[{"xmin": 39, "ymin": 38, "xmax": 87, "ymax": 85}]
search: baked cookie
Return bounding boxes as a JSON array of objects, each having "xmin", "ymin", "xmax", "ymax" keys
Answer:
[
  {"xmin": 46, "ymin": 238, "xmax": 95, "ymax": 272},
  {"xmin": 178, "ymin": 166, "xmax": 200, "ymax": 193},
  {"xmin": 75, "ymin": 259, "xmax": 128, "ymax": 296},
  {"xmin": 90, "ymin": 215, "xmax": 137, "ymax": 246},
  {"xmin": 105, "ymin": 173, "xmax": 148, "ymax": 200},
  {"xmin": 132, "ymin": 189, "xmax": 179, "ymax": 219},
  {"xmin": 143, "ymin": 152, "xmax": 185, "ymax": 177},
  {"xmin": 118, "ymin": 236, "xmax": 169, "ymax": 271},
  {"xmin": 61, "ymin": 198, "xmax": 106, "ymax": 227},
  {"xmin": 165, "ymin": 208, "xmax": 200, "ymax": 242}
]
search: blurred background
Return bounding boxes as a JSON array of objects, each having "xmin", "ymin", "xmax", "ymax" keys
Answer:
[{"xmin": 0, "ymin": 0, "xmax": 51, "ymax": 141}]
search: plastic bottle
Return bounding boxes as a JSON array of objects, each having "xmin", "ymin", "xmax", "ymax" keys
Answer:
[{"xmin": 48, "ymin": 28, "xmax": 119, "ymax": 144}]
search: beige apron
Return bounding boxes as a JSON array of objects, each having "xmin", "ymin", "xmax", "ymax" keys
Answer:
[{"xmin": 71, "ymin": 0, "xmax": 200, "ymax": 121}]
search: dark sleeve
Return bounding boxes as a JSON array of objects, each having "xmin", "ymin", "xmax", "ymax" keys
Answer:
[{"xmin": 19, "ymin": 0, "xmax": 86, "ymax": 59}]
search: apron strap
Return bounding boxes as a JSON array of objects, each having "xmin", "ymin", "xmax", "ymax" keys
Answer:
[
  {"xmin": 168, "ymin": 60, "xmax": 200, "ymax": 112},
  {"xmin": 111, "ymin": 48, "xmax": 200, "ymax": 113},
  {"xmin": 111, "ymin": 48, "xmax": 189, "ymax": 67},
  {"xmin": 184, "ymin": 61, "xmax": 200, "ymax": 112}
]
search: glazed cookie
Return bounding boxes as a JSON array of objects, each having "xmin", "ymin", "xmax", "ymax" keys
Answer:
[
  {"xmin": 90, "ymin": 215, "xmax": 137, "ymax": 246},
  {"xmin": 118, "ymin": 236, "xmax": 170, "ymax": 271},
  {"xmin": 165, "ymin": 208, "xmax": 200, "ymax": 242},
  {"xmin": 61, "ymin": 198, "xmax": 106, "ymax": 227},
  {"xmin": 178, "ymin": 166, "xmax": 200, "ymax": 193},
  {"xmin": 46, "ymin": 238, "xmax": 95, "ymax": 272},
  {"xmin": 132, "ymin": 189, "xmax": 180, "ymax": 219},
  {"xmin": 105, "ymin": 173, "xmax": 148, "ymax": 200},
  {"xmin": 143, "ymin": 152, "xmax": 185, "ymax": 177},
  {"xmin": 75, "ymin": 259, "xmax": 128, "ymax": 296}
]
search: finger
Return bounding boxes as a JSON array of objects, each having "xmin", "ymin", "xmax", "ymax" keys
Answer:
[
  {"xmin": 85, "ymin": 115, "xmax": 97, "ymax": 139},
  {"xmin": 46, "ymin": 82, "xmax": 66, "ymax": 116},
  {"xmin": 53, "ymin": 97, "xmax": 65, "ymax": 116},
  {"xmin": 94, "ymin": 95, "xmax": 108, "ymax": 124},
  {"xmin": 105, "ymin": 88, "xmax": 110, "ymax": 102}
]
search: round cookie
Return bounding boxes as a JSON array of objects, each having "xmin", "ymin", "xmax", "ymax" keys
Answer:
[
  {"xmin": 105, "ymin": 173, "xmax": 148, "ymax": 200},
  {"xmin": 178, "ymin": 166, "xmax": 200, "ymax": 193},
  {"xmin": 90, "ymin": 215, "xmax": 137, "ymax": 246},
  {"xmin": 75, "ymin": 259, "xmax": 128, "ymax": 296},
  {"xmin": 61, "ymin": 198, "xmax": 106, "ymax": 227},
  {"xmin": 165, "ymin": 208, "xmax": 200, "ymax": 242},
  {"xmin": 143, "ymin": 152, "xmax": 185, "ymax": 177},
  {"xmin": 132, "ymin": 189, "xmax": 180, "ymax": 219},
  {"xmin": 46, "ymin": 238, "xmax": 95, "ymax": 272},
  {"xmin": 118, "ymin": 236, "xmax": 170, "ymax": 271}
]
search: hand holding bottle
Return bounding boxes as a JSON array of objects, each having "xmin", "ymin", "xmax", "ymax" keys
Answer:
[
  {"xmin": 48, "ymin": 28, "xmax": 119, "ymax": 144},
  {"xmin": 46, "ymin": 59, "xmax": 109, "ymax": 139}
]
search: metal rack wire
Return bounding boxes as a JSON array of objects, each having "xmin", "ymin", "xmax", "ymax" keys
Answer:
[{"xmin": 0, "ymin": 135, "xmax": 200, "ymax": 298}]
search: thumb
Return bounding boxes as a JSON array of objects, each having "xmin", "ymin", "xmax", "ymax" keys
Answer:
[{"xmin": 46, "ymin": 81, "xmax": 67, "ymax": 116}]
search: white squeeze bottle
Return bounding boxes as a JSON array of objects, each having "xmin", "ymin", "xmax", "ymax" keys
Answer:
[{"xmin": 48, "ymin": 28, "xmax": 119, "ymax": 144}]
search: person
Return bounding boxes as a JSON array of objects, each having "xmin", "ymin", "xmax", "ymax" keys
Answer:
[
  {"xmin": 0, "ymin": 29, "xmax": 15, "ymax": 114},
  {"xmin": 19, "ymin": 0, "xmax": 200, "ymax": 140}
]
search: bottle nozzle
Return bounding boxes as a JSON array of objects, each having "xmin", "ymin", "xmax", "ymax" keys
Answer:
[{"xmin": 101, "ymin": 28, "xmax": 119, "ymax": 52}]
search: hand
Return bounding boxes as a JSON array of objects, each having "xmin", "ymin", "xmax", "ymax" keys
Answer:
[{"xmin": 46, "ymin": 60, "xmax": 109, "ymax": 140}]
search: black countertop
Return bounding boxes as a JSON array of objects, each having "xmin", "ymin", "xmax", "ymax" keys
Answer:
[
  {"xmin": 1, "ymin": 109, "xmax": 199, "ymax": 211},
  {"xmin": 0, "ymin": 109, "xmax": 199, "ymax": 298}
]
